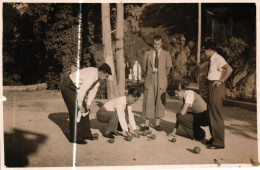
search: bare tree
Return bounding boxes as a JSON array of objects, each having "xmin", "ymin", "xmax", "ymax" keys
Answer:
[
  {"xmin": 102, "ymin": 3, "xmax": 118, "ymax": 99},
  {"xmin": 115, "ymin": 3, "xmax": 125, "ymax": 96}
]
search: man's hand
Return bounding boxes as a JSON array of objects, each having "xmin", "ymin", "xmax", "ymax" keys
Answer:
[
  {"xmin": 79, "ymin": 106, "xmax": 85, "ymax": 113},
  {"xmin": 122, "ymin": 131, "xmax": 129, "ymax": 137},
  {"xmin": 133, "ymin": 130, "xmax": 140, "ymax": 138},
  {"xmin": 213, "ymin": 80, "xmax": 223, "ymax": 87}
]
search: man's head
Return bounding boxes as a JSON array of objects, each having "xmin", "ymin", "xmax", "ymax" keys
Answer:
[
  {"xmin": 202, "ymin": 41, "xmax": 217, "ymax": 58},
  {"xmin": 153, "ymin": 35, "xmax": 163, "ymax": 51},
  {"xmin": 173, "ymin": 83, "xmax": 186, "ymax": 100},
  {"xmin": 180, "ymin": 36, "xmax": 186, "ymax": 46},
  {"xmin": 126, "ymin": 88, "xmax": 141, "ymax": 105},
  {"xmin": 98, "ymin": 63, "xmax": 112, "ymax": 80}
]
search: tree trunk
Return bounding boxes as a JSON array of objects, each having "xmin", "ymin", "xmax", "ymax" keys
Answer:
[
  {"xmin": 102, "ymin": 3, "xmax": 118, "ymax": 99},
  {"xmin": 115, "ymin": 3, "xmax": 125, "ymax": 96},
  {"xmin": 211, "ymin": 18, "xmax": 216, "ymax": 41}
]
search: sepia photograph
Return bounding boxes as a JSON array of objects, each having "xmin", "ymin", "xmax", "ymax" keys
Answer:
[{"xmin": 0, "ymin": 0, "xmax": 258, "ymax": 169}]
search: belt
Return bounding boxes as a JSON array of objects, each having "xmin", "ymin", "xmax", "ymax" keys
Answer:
[{"xmin": 207, "ymin": 79, "xmax": 217, "ymax": 84}]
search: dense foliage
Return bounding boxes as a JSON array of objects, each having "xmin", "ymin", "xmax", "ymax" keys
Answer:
[{"xmin": 3, "ymin": 3, "xmax": 256, "ymax": 100}]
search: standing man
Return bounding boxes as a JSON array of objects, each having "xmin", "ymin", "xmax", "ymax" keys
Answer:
[
  {"xmin": 141, "ymin": 35, "xmax": 172, "ymax": 131},
  {"xmin": 133, "ymin": 60, "xmax": 142, "ymax": 81},
  {"xmin": 203, "ymin": 41, "xmax": 233, "ymax": 149},
  {"xmin": 168, "ymin": 84, "xmax": 209, "ymax": 141},
  {"xmin": 60, "ymin": 63, "xmax": 112, "ymax": 144}
]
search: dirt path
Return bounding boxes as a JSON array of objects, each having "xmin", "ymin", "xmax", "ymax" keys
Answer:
[{"xmin": 3, "ymin": 90, "xmax": 258, "ymax": 167}]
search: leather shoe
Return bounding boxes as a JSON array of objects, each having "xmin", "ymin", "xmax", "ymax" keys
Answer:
[
  {"xmin": 206, "ymin": 145, "xmax": 225, "ymax": 149},
  {"xmin": 155, "ymin": 126, "xmax": 163, "ymax": 131},
  {"xmin": 73, "ymin": 140, "xmax": 87, "ymax": 144},
  {"xmin": 103, "ymin": 133, "xmax": 115, "ymax": 138},
  {"xmin": 111, "ymin": 132, "xmax": 120, "ymax": 136},
  {"xmin": 83, "ymin": 136, "xmax": 98, "ymax": 140},
  {"xmin": 206, "ymin": 138, "xmax": 213, "ymax": 145}
]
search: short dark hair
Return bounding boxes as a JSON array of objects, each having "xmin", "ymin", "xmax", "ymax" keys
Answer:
[
  {"xmin": 173, "ymin": 83, "xmax": 186, "ymax": 92},
  {"xmin": 98, "ymin": 63, "xmax": 112, "ymax": 75},
  {"xmin": 202, "ymin": 41, "xmax": 217, "ymax": 51},
  {"xmin": 153, "ymin": 35, "xmax": 163, "ymax": 42},
  {"xmin": 127, "ymin": 88, "xmax": 141, "ymax": 98}
]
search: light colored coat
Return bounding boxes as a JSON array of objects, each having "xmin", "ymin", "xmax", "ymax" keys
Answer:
[{"xmin": 142, "ymin": 49, "xmax": 172, "ymax": 90}]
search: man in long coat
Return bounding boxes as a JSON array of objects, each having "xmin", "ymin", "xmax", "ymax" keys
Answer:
[{"xmin": 141, "ymin": 35, "xmax": 172, "ymax": 131}]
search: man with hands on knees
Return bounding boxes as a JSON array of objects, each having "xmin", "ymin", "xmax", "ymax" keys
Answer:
[
  {"xmin": 96, "ymin": 88, "xmax": 141, "ymax": 139},
  {"xmin": 60, "ymin": 63, "xmax": 112, "ymax": 144}
]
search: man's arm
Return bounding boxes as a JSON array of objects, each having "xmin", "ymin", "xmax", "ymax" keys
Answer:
[
  {"xmin": 128, "ymin": 106, "xmax": 137, "ymax": 131},
  {"xmin": 142, "ymin": 52, "xmax": 148, "ymax": 76},
  {"xmin": 178, "ymin": 103, "xmax": 191, "ymax": 115},
  {"xmin": 166, "ymin": 51, "xmax": 172, "ymax": 75},
  {"xmin": 116, "ymin": 107, "xmax": 129, "ymax": 133},
  {"xmin": 213, "ymin": 63, "xmax": 233, "ymax": 87},
  {"xmin": 84, "ymin": 83, "xmax": 99, "ymax": 109},
  {"xmin": 220, "ymin": 63, "xmax": 233, "ymax": 82}
]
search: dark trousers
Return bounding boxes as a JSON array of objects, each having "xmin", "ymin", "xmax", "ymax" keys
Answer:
[
  {"xmin": 208, "ymin": 83, "xmax": 225, "ymax": 147},
  {"xmin": 96, "ymin": 107, "xmax": 119, "ymax": 133},
  {"xmin": 176, "ymin": 111, "xmax": 209, "ymax": 140},
  {"xmin": 60, "ymin": 76, "xmax": 92, "ymax": 142}
]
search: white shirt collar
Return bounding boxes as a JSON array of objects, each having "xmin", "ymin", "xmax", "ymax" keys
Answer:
[
  {"xmin": 210, "ymin": 52, "xmax": 218, "ymax": 61},
  {"xmin": 154, "ymin": 48, "xmax": 161, "ymax": 54}
]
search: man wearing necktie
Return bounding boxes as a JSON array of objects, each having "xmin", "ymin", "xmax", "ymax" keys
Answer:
[
  {"xmin": 202, "ymin": 41, "xmax": 233, "ymax": 149},
  {"xmin": 96, "ymin": 88, "xmax": 141, "ymax": 138},
  {"xmin": 60, "ymin": 63, "xmax": 112, "ymax": 144},
  {"xmin": 141, "ymin": 35, "xmax": 172, "ymax": 131}
]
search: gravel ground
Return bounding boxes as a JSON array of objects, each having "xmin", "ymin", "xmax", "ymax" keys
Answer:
[{"xmin": 2, "ymin": 90, "xmax": 258, "ymax": 168}]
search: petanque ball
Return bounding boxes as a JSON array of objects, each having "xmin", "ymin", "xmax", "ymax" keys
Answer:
[
  {"xmin": 171, "ymin": 138, "xmax": 176, "ymax": 143},
  {"xmin": 151, "ymin": 134, "xmax": 156, "ymax": 140},
  {"xmin": 143, "ymin": 131, "xmax": 148, "ymax": 136},
  {"xmin": 193, "ymin": 146, "xmax": 201, "ymax": 154},
  {"xmin": 148, "ymin": 130, "xmax": 152, "ymax": 134},
  {"xmin": 92, "ymin": 133, "xmax": 98, "ymax": 138},
  {"xmin": 126, "ymin": 136, "xmax": 132, "ymax": 141},
  {"xmin": 108, "ymin": 138, "xmax": 114, "ymax": 143}
]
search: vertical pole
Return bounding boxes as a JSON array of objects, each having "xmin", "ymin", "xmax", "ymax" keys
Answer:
[{"xmin": 197, "ymin": 3, "xmax": 201, "ymax": 84}]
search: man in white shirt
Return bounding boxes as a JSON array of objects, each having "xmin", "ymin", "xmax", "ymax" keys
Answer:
[
  {"xmin": 203, "ymin": 41, "xmax": 233, "ymax": 149},
  {"xmin": 60, "ymin": 63, "xmax": 112, "ymax": 144},
  {"xmin": 96, "ymin": 88, "xmax": 141, "ymax": 138},
  {"xmin": 168, "ymin": 84, "xmax": 209, "ymax": 141}
]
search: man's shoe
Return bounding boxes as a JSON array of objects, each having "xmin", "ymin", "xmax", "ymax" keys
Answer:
[
  {"xmin": 103, "ymin": 133, "xmax": 115, "ymax": 138},
  {"xmin": 206, "ymin": 138, "xmax": 213, "ymax": 145},
  {"xmin": 139, "ymin": 126, "xmax": 149, "ymax": 131},
  {"xmin": 74, "ymin": 140, "xmax": 87, "ymax": 144},
  {"xmin": 111, "ymin": 132, "xmax": 120, "ymax": 136},
  {"xmin": 155, "ymin": 125, "xmax": 163, "ymax": 131},
  {"xmin": 206, "ymin": 145, "xmax": 225, "ymax": 149},
  {"xmin": 83, "ymin": 136, "xmax": 98, "ymax": 140}
]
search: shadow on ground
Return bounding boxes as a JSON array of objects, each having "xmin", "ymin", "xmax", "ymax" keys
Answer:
[
  {"xmin": 4, "ymin": 128, "xmax": 47, "ymax": 167},
  {"xmin": 133, "ymin": 111, "xmax": 175, "ymax": 134},
  {"xmin": 48, "ymin": 112, "xmax": 70, "ymax": 142}
]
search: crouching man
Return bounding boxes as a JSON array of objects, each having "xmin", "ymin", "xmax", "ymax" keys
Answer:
[
  {"xmin": 169, "ymin": 84, "xmax": 209, "ymax": 140},
  {"xmin": 96, "ymin": 88, "xmax": 141, "ymax": 138}
]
